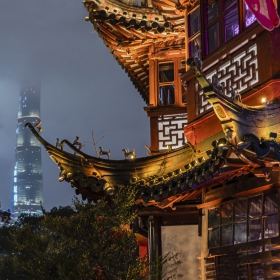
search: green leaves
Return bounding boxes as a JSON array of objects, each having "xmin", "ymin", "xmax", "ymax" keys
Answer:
[
  {"xmin": 0, "ymin": 186, "xmax": 149, "ymax": 279},
  {"xmin": 0, "ymin": 186, "xmax": 180, "ymax": 279}
]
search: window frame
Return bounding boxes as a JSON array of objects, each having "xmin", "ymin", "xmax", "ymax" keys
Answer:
[
  {"xmin": 207, "ymin": 190, "xmax": 280, "ymax": 249},
  {"xmin": 157, "ymin": 58, "xmax": 186, "ymax": 107},
  {"xmin": 188, "ymin": 0, "xmax": 258, "ymax": 59}
]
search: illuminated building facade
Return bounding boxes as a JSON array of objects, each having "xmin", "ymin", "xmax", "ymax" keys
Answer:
[
  {"xmin": 11, "ymin": 84, "xmax": 43, "ymax": 216},
  {"xmin": 25, "ymin": 0, "xmax": 280, "ymax": 278}
]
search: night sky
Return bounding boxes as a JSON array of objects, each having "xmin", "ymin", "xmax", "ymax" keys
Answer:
[{"xmin": 0, "ymin": 1, "xmax": 149, "ymax": 211}]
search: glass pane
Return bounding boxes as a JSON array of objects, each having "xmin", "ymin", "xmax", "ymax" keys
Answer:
[
  {"xmin": 234, "ymin": 222, "xmax": 247, "ymax": 244},
  {"xmin": 245, "ymin": 3, "xmax": 257, "ymax": 28},
  {"xmin": 248, "ymin": 195, "xmax": 262, "ymax": 218},
  {"xmin": 205, "ymin": 22, "xmax": 219, "ymax": 54},
  {"xmin": 224, "ymin": 0, "xmax": 237, "ymax": 10},
  {"xmin": 189, "ymin": 36, "xmax": 201, "ymax": 58},
  {"xmin": 250, "ymin": 264, "xmax": 264, "ymax": 278},
  {"xmin": 264, "ymin": 192, "xmax": 278, "ymax": 214},
  {"xmin": 159, "ymin": 63, "xmax": 174, "ymax": 83},
  {"xmin": 221, "ymin": 224, "xmax": 233, "ymax": 246},
  {"xmin": 264, "ymin": 214, "xmax": 279, "ymax": 238},
  {"xmin": 208, "ymin": 207, "xmax": 220, "ymax": 228},
  {"xmin": 248, "ymin": 218, "xmax": 262, "ymax": 241},
  {"xmin": 208, "ymin": 227, "xmax": 219, "ymax": 248},
  {"xmin": 224, "ymin": 6, "xmax": 239, "ymax": 42},
  {"xmin": 248, "ymin": 245, "xmax": 262, "ymax": 255},
  {"xmin": 204, "ymin": 0, "xmax": 218, "ymax": 25},
  {"xmin": 221, "ymin": 203, "xmax": 233, "ymax": 224},
  {"xmin": 158, "ymin": 85, "xmax": 175, "ymax": 105},
  {"xmin": 188, "ymin": 8, "xmax": 200, "ymax": 37},
  {"xmin": 235, "ymin": 200, "xmax": 247, "ymax": 221},
  {"xmin": 181, "ymin": 83, "xmax": 187, "ymax": 104}
]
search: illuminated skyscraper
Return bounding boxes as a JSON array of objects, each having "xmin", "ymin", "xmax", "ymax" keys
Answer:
[{"xmin": 11, "ymin": 83, "xmax": 43, "ymax": 215}]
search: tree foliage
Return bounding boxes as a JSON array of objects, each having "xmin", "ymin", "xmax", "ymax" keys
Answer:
[
  {"xmin": 1, "ymin": 187, "xmax": 181, "ymax": 279},
  {"xmin": 0, "ymin": 187, "xmax": 151, "ymax": 279}
]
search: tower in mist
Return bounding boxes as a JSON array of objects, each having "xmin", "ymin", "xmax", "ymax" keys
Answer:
[{"xmin": 11, "ymin": 83, "xmax": 43, "ymax": 215}]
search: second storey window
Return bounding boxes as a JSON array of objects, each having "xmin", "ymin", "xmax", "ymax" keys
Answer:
[
  {"xmin": 204, "ymin": 0, "xmax": 219, "ymax": 54},
  {"xmin": 188, "ymin": 7, "xmax": 201, "ymax": 58},
  {"xmin": 245, "ymin": 2, "xmax": 257, "ymax": 27},
  {"xmin": 158, "ymin": 62, "xmax": 175, "ymax": 105},
  {"xmin": 204, "ymin": 0, "xmax": 239, "ymax": 55},
  {"xmin": 224, "ymin": 2, "xmax": 239, "ymax": 42}
]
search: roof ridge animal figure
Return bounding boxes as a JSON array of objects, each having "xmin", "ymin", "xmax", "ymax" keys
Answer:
[
  {"xmin": 34, "ymin": 120, "xmax": 44, "ymax": 133},
  {"xmin": 122, "ymin": 148, "xmax": 136, "ymax": 159},
  {"xmin": 230, "ymin": 85, "xmax": 242, "ymax": 103},
  {"xmin": 99, "ymin": 147, "xmax": 110, "ymax": 160},
  {"xmin": 212, "ymin": 74, "xmax": 224, "ymax": 93},
  {"xmin": 73, "ymin": 136, "xmax": 84, "ymax": 150},
  {"xmin": 56, "ymin": 138, "xmax": 65, "ymax": 150}
]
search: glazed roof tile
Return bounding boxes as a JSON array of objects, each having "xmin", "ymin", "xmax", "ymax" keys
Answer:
[{"xmin": 83, "ymin": 0, "xmax": 199, "ymax": 102}]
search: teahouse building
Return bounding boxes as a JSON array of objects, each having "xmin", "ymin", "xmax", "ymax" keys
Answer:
[{"xmin": 27, "ymin": 0, "xmax": 280, "ymax": 279}]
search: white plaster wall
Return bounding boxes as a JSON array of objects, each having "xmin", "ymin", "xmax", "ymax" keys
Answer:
[{"xmin": 161, "ymin": 225, "xmax": 201, "ymax": 280}]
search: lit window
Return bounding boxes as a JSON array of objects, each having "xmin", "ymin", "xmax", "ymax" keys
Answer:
[
  {"xmin": 245, "ymin": 3, "xmax": 257, "ymax": 27},
  {"xmin": 224, "ymin": 5, "xmax": 239, "ymax": 42},
  {"xmin": 188, "ymin": 8, "xmax": 201, "ymax": 58},
  {"xmin": 158, "ymin": 62, "xmax": 175, "ymax": 105},
  {"xmin": 208, "ymin": 191, "xmax": 279, "ymax": 248},
  {"xmin": 202, "ymin": 0, "xmax": 241, "ymax": 56}
]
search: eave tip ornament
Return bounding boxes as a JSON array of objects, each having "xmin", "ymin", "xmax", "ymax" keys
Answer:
[
  {"xmin": 244, "ymin": 0, "xmax": 280, "ymax": 31},
  {"xmin": 34, "ymin": 120, "xmax": 44, "ymax": 133}
]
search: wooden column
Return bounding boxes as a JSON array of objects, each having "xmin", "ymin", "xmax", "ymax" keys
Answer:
[
  {"xmin": 150, "ymin": 117, "xmax": 159, "ymax": 151},
  {"xmin": 149, "ymin": 44, "xmax": 157, "ymax": 107},
  {"xmin": 186, "ymin": 78, "xmax": 196, "ymax": 123},
  {"xmin": 154, "ymin": 216, "xmax": 162, "ymax": 258},
  {"xmin": 148, "ymin": 215, "xmax": 155, "ymax": 280},
  {"xmin": 148, "ymin": 215, "xmax": 162, "ymax": 280},
  {"xmin": 184, "ymin": 9, "xmax": 189, "ymax": 72}
]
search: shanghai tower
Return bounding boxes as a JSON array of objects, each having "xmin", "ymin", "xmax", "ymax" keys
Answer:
[{"xmin": 11, "ymin": 82, "xmax": 43, "ymax": 215}]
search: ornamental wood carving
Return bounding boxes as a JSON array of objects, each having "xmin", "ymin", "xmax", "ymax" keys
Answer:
[
  {"xmin": 195, "ymin": 43, "xmax": 259, "ymax": 117},
  {"xmin": 158, "ymin": 113, "xmax": 187, "ymax": 149}
]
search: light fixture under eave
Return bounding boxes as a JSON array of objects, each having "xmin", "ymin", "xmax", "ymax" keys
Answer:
[
  {"xmin": 217, "ymin": 138, "xmax": 228, "ymax": 149},
  {"xmin": 261, "ymin": 97, "xmax": 266, "ymax": 104},
  {"xmin": 104, "ymin": 183, "xmax": 114, "ymax": 195},
  {"xmin": 58, "ymin": 176, "xmax": 65, "ymax": 182}
]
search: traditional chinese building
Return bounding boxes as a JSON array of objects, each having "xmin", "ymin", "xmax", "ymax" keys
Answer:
[{"xmin": 26, "ymin": 0, "xmax": 280, "ymax": 279}]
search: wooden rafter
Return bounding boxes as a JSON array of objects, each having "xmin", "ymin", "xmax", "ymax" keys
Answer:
[{"xmin": 153, "ymin": 0, "xmax": 176, "ymax": 8}]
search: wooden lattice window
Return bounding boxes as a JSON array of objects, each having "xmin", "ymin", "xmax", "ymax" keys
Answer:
[{"xmin": 157, "ymin": 113, "xmax": 188, "ymax": 150}]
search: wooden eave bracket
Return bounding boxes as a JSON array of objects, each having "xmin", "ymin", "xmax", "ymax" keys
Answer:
[{"xmin": 88, "ymin": 0, "xmax": 165, "ymax": 21}]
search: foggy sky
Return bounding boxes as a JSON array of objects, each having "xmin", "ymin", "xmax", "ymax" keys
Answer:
[{"xmin": 0, "ymin": 1, "xmax": 149, "ymax": 210}]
